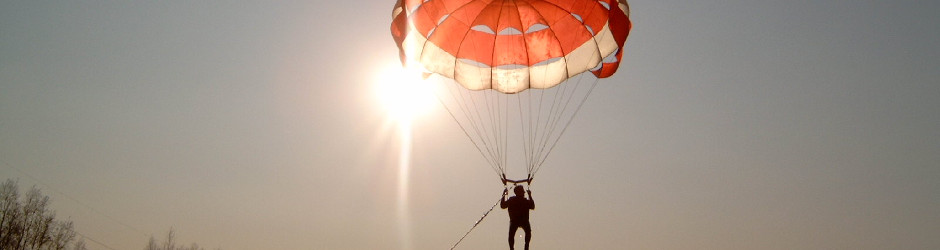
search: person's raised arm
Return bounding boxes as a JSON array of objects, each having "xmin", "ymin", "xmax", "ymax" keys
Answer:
[
  {"xmin": 527, "ymin": 189, "xmax": 535, "ymax": 210},
  {"xmin": 500, "ymin": 188, "xmax": 509, "ymax": 209}
]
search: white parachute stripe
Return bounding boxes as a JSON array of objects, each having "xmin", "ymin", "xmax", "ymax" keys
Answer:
[
  {"xmin": 392, "ymin": 6, "xmax": 404, "ymax": 19},
  {"xmin": 495, "ymin": 64, "xmax": 528, "ymax": 70},
  {"xmin": 618, "ymin": 1, "xmax": 629, "ymax": 15},
  {"xmin": 449, "ymin": 57, "xmax": 569, "ymax": 92},
  {"xmin": 528, "ymin": 58, "xmax": 567, "ymax": 89},
  {"xmin": 564, "ymin": 39, "xmax": 602, "ymax": 78},
  {"xmin": 421, "ymin": 41, "xmax": 457, "ymax": 78},
  {"xmin": 401, "ymin": 16, "xmax": 460, "ymax": 79},
  {"xmin": 402, "ymin": 22, "xmax": 428, "ymax": 64},
  {"xmin": 492, "ymin": 66, "xmax": 530, "ymax": 93},
  {"xmin": 593, "ymin": 23, "xmax": 619, "ymax": 60},
  {"xmin": 455, "ymin": 59, "xmax": 492, "ymax": 90}
]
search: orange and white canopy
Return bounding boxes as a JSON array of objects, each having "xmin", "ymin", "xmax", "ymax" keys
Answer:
[{"xmin": 391, "ymin": 0, "xmax": 632, "ymax": 93}]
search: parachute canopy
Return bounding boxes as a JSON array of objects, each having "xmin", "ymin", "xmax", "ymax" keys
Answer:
[
  {"xmin": 392, "ymin": 0, "xmax": 631, "ymax": 93},
  {"xmin": 390, "ymin": 0, "xmax": 632, "ymax": 182}
]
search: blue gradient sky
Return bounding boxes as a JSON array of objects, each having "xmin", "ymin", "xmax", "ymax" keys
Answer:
[{"xmin": 1, "ymin": 1, "xmax": 938, "ymax": 249}]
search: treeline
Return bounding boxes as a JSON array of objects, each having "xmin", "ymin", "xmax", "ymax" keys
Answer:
[
  {"xmin": 1, "ymin": 178, "xmax": 220, "ymax": 250},
  {"xmin": 0, "ymin": 179, "xmax": 86, "ymax": 250},
  {"xmin": 145, "ymin": 228, "xmax": 220, "ymax": 250}
]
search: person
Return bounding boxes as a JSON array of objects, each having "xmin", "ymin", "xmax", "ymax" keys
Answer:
[{"xmin": 501, "ymin": 185, "xmax": 535, "ymax": 250}]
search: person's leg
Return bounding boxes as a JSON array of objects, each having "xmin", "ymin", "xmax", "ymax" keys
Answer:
[
  {"xmin": 522, "ymin": 223, "xmax": 532, "ymax": 250},
  {"xmin": 508, "ymin": 224, "xmax": 519, "ymax": 250}
]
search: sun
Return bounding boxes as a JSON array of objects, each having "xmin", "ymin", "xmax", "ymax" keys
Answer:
[{"xmin": 374, "ymin": 64, "xmax": 437, "ymax": 122}]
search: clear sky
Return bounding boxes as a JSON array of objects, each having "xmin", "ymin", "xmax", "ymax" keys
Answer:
[{"xmin": 1, "ymin": 1, "xmax": 938, "ymax": 249}]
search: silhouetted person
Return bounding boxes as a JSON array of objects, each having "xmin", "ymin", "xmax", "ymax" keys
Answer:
[{"xmin": 501, "ymin": 185, "xmax": 534, "ymax": 250}]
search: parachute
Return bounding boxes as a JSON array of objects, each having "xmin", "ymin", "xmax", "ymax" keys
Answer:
[{"xmin": 391, "ymin": 0, "xmax": 632, "ymax": 185}]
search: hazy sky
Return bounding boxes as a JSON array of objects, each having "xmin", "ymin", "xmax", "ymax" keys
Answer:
[{"xmin": 2, "ymin": 1, "xmax": 938, "ymax": 249}]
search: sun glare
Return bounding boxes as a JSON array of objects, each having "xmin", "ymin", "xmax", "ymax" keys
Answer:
[
  {"xmin": 374, "ymin": 63, "xmax": 433, "ymax": 250},
  {"xmin": 375, "ymin": 65, "xmax": 436, "ymax": 123}
]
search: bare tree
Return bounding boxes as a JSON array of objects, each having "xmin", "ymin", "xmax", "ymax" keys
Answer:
[
  {"xmin": 48, "ymin": 220, "xmax": 75, "ymax": 250},
  {"xmin": 0, "ymin": 179, "xmax": 84, "ymax": 250},
  {"xmin": 145, "ymin": 228, "xmax": 220, "ymax": 250},
  {"xmin": 20, "ymin": 187, "xmax": 53, "ymax": 248},
  {"xmin": 72, "ymin": 239, "xmax": 87, "ymax": 250},
  {"xmin": 146, "ymin": 235, "xmax": 159, "ymax": 250},
  {"xmin": 0, "ymin": 180, "xmax": 21, "ymax": 248}
]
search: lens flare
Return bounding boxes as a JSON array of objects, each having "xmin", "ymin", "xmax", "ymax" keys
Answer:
[
  {"xmin": 397, "ymin": 119, "xmax": 413, "ymax": 250},
  {"xmin": 374, "ymin": 64, "xmax": 434, "ymax": 250},
  {"xmin": 374, "ymin": 65, "xmax": 436, "ymax": 123}
]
